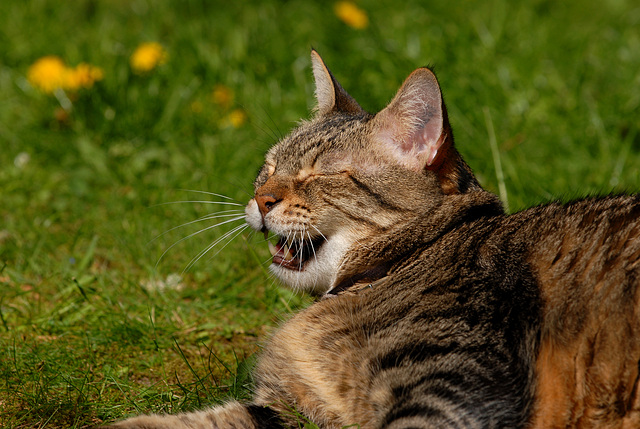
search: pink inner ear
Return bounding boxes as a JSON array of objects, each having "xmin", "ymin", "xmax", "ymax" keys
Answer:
[
  {"xmin": 421, "ymin": 113, "xmax": 445, "ymax": 167},
  {"xmin": 372, "ymin": 68, "xmax": 445, "ymax": 171},
  {"xmin": 375, "ymin": 103, "xmax": 444, "ymax": 171}
]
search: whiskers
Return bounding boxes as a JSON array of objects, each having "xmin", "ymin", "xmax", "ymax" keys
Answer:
[
  {"xmin": 152, "ymin": 190, "xmax": 249, "ymax": 273},
  {"xmin": 183, "ymin": 222, "xmax": 250, "ymax": 273},
  {"xmin": 154, "ymin": 189, "xmax": 329, "ymax": 295}
]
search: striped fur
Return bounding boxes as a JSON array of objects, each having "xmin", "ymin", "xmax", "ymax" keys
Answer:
[{"xmin": 108, "ymin": 51, "xmax": 640, "ymax": 428}]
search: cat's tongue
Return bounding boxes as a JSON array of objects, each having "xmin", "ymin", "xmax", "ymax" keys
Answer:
[{"xmin": 268, "ymin": 239, "xmax": 303, "ymax": 270}]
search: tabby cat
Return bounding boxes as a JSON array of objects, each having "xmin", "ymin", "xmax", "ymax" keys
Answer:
[{"xmin": 109, "ymin": 51, "xmax": 640, "ymax": 428}]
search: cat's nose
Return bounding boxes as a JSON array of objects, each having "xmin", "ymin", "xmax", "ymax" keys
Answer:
[{"xmin": 256, "ymin": 194, "xmax": 279, "ymax": 217}]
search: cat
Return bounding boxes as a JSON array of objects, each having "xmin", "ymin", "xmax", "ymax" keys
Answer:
[{"xmin": 107, "ymin": 50, "xmax": 640, "ymax": 428}]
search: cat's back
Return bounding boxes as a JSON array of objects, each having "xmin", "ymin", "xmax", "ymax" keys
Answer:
[
  {"xmin": 516, "ymin": 195, "xmax": 640, "ymax": 336},
  {"xmin": 513, "ymin": 195, "xmax": 640, "ymax": 429}
]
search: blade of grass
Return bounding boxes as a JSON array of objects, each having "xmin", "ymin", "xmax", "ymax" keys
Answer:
[{"xmin": 483, "ymin": 106, "xmax": 509, "ymax": 212}]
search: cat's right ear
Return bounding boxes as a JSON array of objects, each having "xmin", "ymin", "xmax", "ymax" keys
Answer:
[{"xmin": 311, "ymin": 49, "xmax": 363, "ymax": 115}]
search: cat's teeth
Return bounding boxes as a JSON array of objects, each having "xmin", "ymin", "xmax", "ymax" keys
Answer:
[
  {"xmin": 283, "ymin": 244, "xmax": 295, "ymax": 261},
  {"xmin": 267, "ymin": 239, "xmax": 295, "ymax": 261},
  {"xmin": 268, "ymin": 241, "xmax": 277, "ymax": 257}
]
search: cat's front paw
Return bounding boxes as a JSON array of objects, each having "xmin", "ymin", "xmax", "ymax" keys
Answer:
[
  {"xmin": 100, "ymin": 413, "xmax": 205, "ymax": 429},
  {"xmin": 102, "ymin": 402, "xmax": 267, "ymax": 429}
]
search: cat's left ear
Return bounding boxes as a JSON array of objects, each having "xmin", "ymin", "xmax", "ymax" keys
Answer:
[
  {"xmin": 311, "ymin": 49, "xmax": 364, "ymax": 115},
  {"xmin": 372, "ymin": 67, "xmax": 451, "ymax": 172}
]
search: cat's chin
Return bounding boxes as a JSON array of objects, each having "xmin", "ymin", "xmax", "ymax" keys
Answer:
[{"xmin": 268, "ymin": 233, "xmax": 355, "ymax": 296}]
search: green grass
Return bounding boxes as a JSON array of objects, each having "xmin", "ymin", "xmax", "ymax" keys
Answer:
[{"xmin": 1, "ymin": 0, "xmax": 639, "ymax": 427}]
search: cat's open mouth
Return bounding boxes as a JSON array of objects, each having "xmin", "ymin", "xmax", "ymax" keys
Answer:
[{"xmin": 267, "ymin": 235, "xmax": 326, "ymax": 271}]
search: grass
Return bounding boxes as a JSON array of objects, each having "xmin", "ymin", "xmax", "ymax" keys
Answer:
[{"xmin": 0, "ymin": 0, "xmax": 639, "ymax": 427}]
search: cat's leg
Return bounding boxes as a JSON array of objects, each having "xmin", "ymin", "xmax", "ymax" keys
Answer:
[{"xmin": 105, "ymin": 401, "xmax": 285, "ymax": 429}]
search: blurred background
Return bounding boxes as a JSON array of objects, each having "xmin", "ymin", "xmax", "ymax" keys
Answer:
[{"xmin": 1, "ymin": 0, "xmax": 639, "ymax": 427}]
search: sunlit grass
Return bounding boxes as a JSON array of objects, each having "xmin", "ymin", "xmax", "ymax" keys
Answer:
[{"xmin": 1, "ymin": 0, "xmax": 639, "ymax": 427}]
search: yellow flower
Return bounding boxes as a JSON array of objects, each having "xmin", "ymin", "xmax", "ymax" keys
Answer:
[
  {"xmin": 27, "ymin": 56, "xmax": 69, "ymax": 93},
  {"xmin": 66, "ymin": 63, "xmax": 104, "ymax": 90},
  {"xmin": 212, "ymin": 85, "xmax": 234, "ymax": 109},
  {"xmin": 334, "ymin": 1, "xmax": 369, "ymax": 29},
  {"xmin": 222, "ymin": 109, "xmax": 247, "ymax": 128},
  {"xmin": 130, "ymin": 42, "xmax": 168, "ymax": 73},
  {"xmin": 27, "ymin": 56, "xmax": 103, "ymax": 93}
]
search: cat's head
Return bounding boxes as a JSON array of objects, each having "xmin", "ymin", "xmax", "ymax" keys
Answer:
[{"xmin": 245, "ymin": 50, "xmax": 483, "ymax": 295}]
